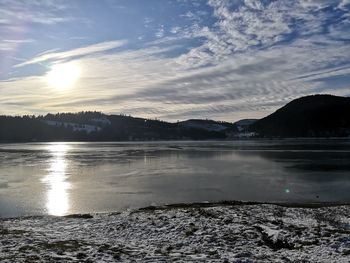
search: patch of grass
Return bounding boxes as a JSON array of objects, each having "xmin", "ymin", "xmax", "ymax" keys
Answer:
[
  {"xmin": 39, "ymin": 240, "xmax": 85, "ymax": 253},
  {"xmin": 255, "ymin": 226, "xmax": 295, "ymax": 250},
  {"xmin": 19, "ymin": 245, "xmax": 40, "ymax": 253},
  {"xmin": 0, "ymin": 227, "xmax": 26, "ymax": 236},
  {"xmin": 314, "ymin": 210, "xmax": 344, "ymax": 229}
]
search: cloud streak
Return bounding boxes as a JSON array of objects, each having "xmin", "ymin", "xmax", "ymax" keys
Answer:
[{"xmin": 15, "ymin": 40, "xmax": 127, "ymax": 67}]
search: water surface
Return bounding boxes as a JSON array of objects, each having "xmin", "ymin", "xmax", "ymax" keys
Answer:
[{"xmin": 1, "ymin": 140, "xmax": 350, "ymax": 217}]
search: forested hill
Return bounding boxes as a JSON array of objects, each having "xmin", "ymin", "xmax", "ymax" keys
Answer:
[
  {"xmin": 1, "ymin": 94, "xmax": 350, "ymax": 142},
  {"xmin": 251, "ymin": 94, "xmax": 350, "ymax": 137},
  {"xmin": 0, "ymin": 112, "xmax": 236, "ymax": 142}
]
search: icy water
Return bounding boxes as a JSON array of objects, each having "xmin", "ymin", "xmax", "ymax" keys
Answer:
[{"xmin": 0, "ymin": 140, "xmax": 350, "ymax": 217}]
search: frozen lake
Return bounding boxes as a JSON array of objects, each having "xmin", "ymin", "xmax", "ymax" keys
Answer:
[{"xmin": 1, "ymin": 140, "xmax": 350, "ymax": 217}]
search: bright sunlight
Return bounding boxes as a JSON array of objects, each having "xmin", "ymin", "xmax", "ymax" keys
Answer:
[
  {"xmin": 46, "ymin": 62, "xmax": 81, "ymax": 90},
  {"xmin": 42, "ymin": 143, "xmax": 71, "ymax": 216}
]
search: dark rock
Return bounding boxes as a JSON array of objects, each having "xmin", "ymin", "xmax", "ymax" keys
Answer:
[
  {"xmin": 65, "ymin": 214, "xmax": 93, "ymax": 219},
  {"xmin": 77, "ymin": 252, "xmax": 87, "ymax": 259}
]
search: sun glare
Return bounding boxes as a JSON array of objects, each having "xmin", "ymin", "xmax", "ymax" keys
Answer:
[
  {"xmin": 42, "ymin": 143, "xmax": 71, "ymax": 216},
  {"xmin": 46, "ymin": 62, "xmax": 81, "ymax": 90}
]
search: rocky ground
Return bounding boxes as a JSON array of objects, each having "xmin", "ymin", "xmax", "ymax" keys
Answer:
[{"xmin": 1, "ymin": 203, "xmax": 350, "ymax": 262}]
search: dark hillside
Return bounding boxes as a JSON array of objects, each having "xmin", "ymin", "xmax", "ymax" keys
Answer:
[
  {"xmin": 251, "ymin": 95, "xmax": 350, "ymax": 137},
  {"xmin": 0, "ymin": 113, "xmax": 229, "ymax": 142}
]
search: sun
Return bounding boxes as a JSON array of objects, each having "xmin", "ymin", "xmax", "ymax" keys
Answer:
[{"xmin": 46, "ymin": 62, "xmax": 81, "ymax": 90}]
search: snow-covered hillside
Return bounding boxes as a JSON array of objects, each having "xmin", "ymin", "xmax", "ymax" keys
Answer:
[
  {"xmin": 91, "ymin": 117, "xmax": 111, "ymax": 125},
  {"xmin": 183, "ymin": 122, "xmax": 227, "ymax": 132},
  {"xmin": 42, "ymin": 120, "xmax": 101, "ymax": 133},
  {"xmin": 234, "ymin": 119, "xmax": 258, "ymax": 132},
  {"xmin": 180, "ymin": 120, "xmax": 233, "ymax": 132}
]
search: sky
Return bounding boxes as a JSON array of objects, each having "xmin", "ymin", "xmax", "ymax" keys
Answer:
[{"xmin": 0, "ymin": 0, "xmax": 350, "ymax": 122}]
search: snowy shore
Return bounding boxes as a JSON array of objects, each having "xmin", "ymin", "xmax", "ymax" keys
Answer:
[{"xmin": 1, "ymin": 203, "xmax": 350, "ymax": 262}]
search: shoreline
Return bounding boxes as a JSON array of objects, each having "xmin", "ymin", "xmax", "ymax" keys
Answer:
[
  {"xmin": 1, "ymin": 202, "xmax": 349, "ymax": 262},
  {"xmin": 136, "ymin": 200, "xmax": 350, "ymax": 211},
  {"xmin": 2, "ymin": 200, "xmax": 350, "ymax": 220},
  {"xmin": 1, "ymin": 137, "xmax": 350, "ymax": 144}
]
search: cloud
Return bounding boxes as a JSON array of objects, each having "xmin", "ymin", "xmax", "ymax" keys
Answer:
[
  {"xmin": 180, "ymin": 10, "xmax": 207, "ymax": 22},
  {"xmin": 4, "ymin": 35, "xmax": 348, "ymax": 121},
  {"xmin": 171, "ymin": 0, "xmax": 349, "ymax": 69},
  {"xmin": 15, "ymin": 40, "xmax": 127, "ymax": 67},
  {"xmin": 155, "ymin": 26, "xmax": 165, "ymax": 38},
  {"xmin": 1, "ymin": 0, "xmax": 350, "ymax": 121},
  {"xmin": 0, "ymin": 39, "xmax": 35, "ymax": 51},
  {"xmin": 0, "ymin": 0, "xmax": 70, "ymax": 26},
  {"xmin": 339, "ymin": 0, "xmax": 350, "ymax": 9}
]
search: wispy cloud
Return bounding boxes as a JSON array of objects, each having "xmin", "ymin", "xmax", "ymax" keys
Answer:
[
  {"xmin": 15, "ymin": 40, "xmax": 127, "ymax": 67},
  {"xmin": 0, "ymin": 0, "xmax": 70, "ymax": 27},
  {"xmin": 0, "ymin": 39, "xmax": 35, "ymax": 51}
]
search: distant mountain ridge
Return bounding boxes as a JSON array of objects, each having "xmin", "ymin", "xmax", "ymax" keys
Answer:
[
  {"xmin": 1, "ymin": 94, "xmax": 349, "ymax": 142},
  {"xmin": 251, "ymin": 94, "xmax": 350, "ymax": 137},
  {"xmin": 0, "ymin": 112, "xmax": 235, "ymax": 142}
]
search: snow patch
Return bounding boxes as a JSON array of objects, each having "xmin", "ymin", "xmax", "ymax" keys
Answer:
[
  {"xmin": 1, "ymin": 204, "xmax": 349, "ymax": 262},
  {"xmin": 42, "ymin": 120, "xmax": 101, "ymax": 133}
]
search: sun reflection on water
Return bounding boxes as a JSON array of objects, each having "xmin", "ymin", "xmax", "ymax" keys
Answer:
[{"xmin": 42, "ymin": 143, "xmax": 71, "ymax": 216}]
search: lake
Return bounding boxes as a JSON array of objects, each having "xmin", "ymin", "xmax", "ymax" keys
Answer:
[{"xmin": 0, "ymin": 140, "xmax": 350, "ymax": 217}]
